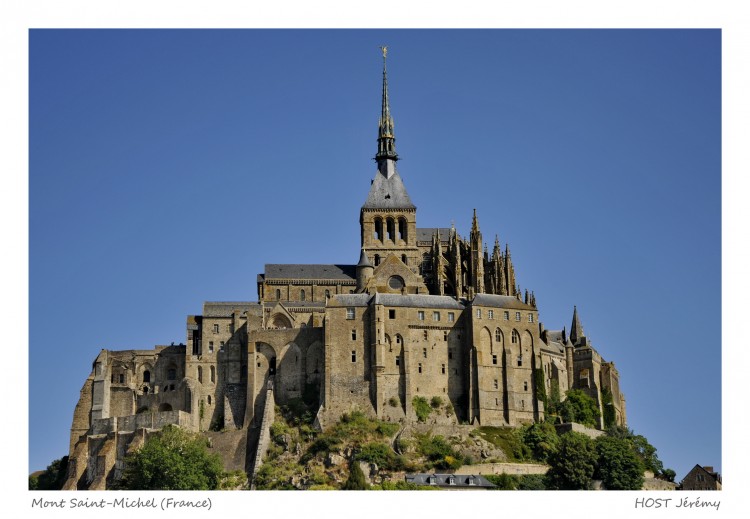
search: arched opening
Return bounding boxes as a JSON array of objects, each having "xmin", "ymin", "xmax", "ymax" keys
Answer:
[
  {"xmin": 374, "ymin": 217, "xmax": 383, "ymax": 242},
  {"xmin": 374, "ymin": 254, "xmax": 380, "ymax": 266},
  {"xmin": 158, "ymin": 403, "xmax": 173, "ymax": 412},
  {"xmin": 143, "ymin": 370, "xmax": 151, "ymax": 383},
  {"xmin": 136, "ymin": 406, "xmax": 149, "ymax": 414},
  {"xmin": 167, "ymin": 366, "xmax": 177, "ymax": 381},
  {"xmin": 210, "ymin": 365, "xmax": 216, "ymax": 383},
  {"xmin": 398, "ymin": 217, "xmax": 407, "ymax": 242},
  {"xmin": 198, "ymin": 366, "xmax": 203, "ymax": 383},
  {"xmin": 300, "ymin": 289, "xmax": 306, "ymax": 301},
  {"xmin": 386, "ymin": 218, "xmax": 395, "ymax": 241},
  {"xmin": 271, "ymin": 313, "xmax": 292, "ymax": 329},
  {"xmin": 401, "ymin": 254, "xmax": 408, "ymax": 265},
  {"xmin": 276, "ymin": 289, "xmax": 281, "ymax": 300}
]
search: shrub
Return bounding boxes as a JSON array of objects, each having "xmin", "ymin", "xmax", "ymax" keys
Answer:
[
  {"xmin": 594, "ymin": 435, "xmax": 645, "ymax": 490},
  {"xmin": 517, "ymin": 474, "xmax": 547, "ymax": 490},
  {"xmin": 388, "ymin": 397, "xmax": 399, "ymax": 407},
  {"xmin": 522, "ymin": 422, "xmax": 559, "ymax": 463},
  {"xmin": 356, "ymin": 442, "xmax": 401, "ymax": 470},
  {"xmin": 417, "ymin": 434, "xmax": 463, "ymax": 470},
  {"xmin": 558, "ymin": 389, "xmax": 601, "ymax": 428},
  {"xmin": 475, "ymin": 427, "xmax": 530, "ymax": 462},
  {"xmin": 412, "ymin": 396, "xmax": 432, "ymax": 422},
  {"xmin": 487, "ymin": 473, "xmax": 516, "ymax": 490},
  {"xmin": 544, "ymin": 432, "xmax": 597, "ymax": 490},
  {"xmin": 342, "ymin": 461, "xmax": 368, "ymax": 490},
  {"xmin": 430, "ymin": 396, "xmax": 443, "ymax": 408}
]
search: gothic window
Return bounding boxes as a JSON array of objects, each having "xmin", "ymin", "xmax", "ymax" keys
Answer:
[
  {"xmin": 512, "ymin": 330, "xmax": 520, "ymax": 344},
  {"xmin": 386, "ymin": 218, "xmax": 395, "ymax": 241},
  {"xmin": 143, "ymin": 370, "xmax": 151, "ymax": 383},
  {"xmin": 495, "ymin": 328, "xmax": 502, "ymax": 342},
  {"xmin": 300, "ymin": 289, "xmax": 306, "ymax": 301},
  {"xmin": 398, "ymin": 217, "xmax": 407, "ymax": 241},
  {"xmin": 421, "ymin": 253, "xmax": 432, "ymax": 273},
  {"xmin": 346, "ymin": 307, "xmax": 355, "ymax": 319},
  {"xmin": 210, "ymin": 366, "xmax": 216, "ymax": 383}
]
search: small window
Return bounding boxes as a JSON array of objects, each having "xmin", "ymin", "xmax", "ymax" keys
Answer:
[
  {"xmin": 209, "ymin": 341, "xmax": 214, "ymax": 353},
  {"xmin": 220, "ymin": 341, "xmax": 225, "ymax": 351},
  {"xmin": 488, "ymin": 310, "xmax": 494, "ymax": 319},
  {"xmin": 476, "ymin": 309, "xmax": 482, "ymax": 319},
  {"xmin": 503, "ymin": 311, "xmax": 509, "ymax": 321},
  {"xmin": 448, "ymin": 312, "xmax": 455, "ymax": 322},
  {"xmin": 374, "ymin": 254, "xmax": 380, "ymax": 266},
  {"xmin": 346, "ymin": 307, "xmax": 355, "ymax": 319},
  {"xmin": 276, "ymin": 289, "xmax": 281, "ymax": 300},
  {"xmin": 441, "ymin": 364, "xmax": 446, "ymax": 374},
  {"xmin": 389, "ymin": 309, "xmax": 396, "ymax": 319},
  {"xmin": 528, "ymin": 313, "xmax": 534, "ymax": 323},
  {"xmin": 448, "ymin": 349, "xmax": 453, "ymax": 360},
  {"xmin": 433, "ymin": 311, "xmax": 440, "ymax": 321},
  {"xmin": 300, "ymin": 289, "xmax": 306, "ymax": 301},
  {"xmin": 512, "ymin": 330, "xmax": 519, "ymax": 344},
  {"xmin": 423, "ymin": 347, "xmax": 427, "ymax": 358},
  {"xmin": 423, "ymin": 330, "xmax": 428, "ymax": 340},
  {"xmin": 167, "ymin": 369, "xmax": 176, "ymax": 381},
  {"xmin": 352, "ymin": 351, "xmax": 357, "ymax": 362},
  {"xmin": 143, "ymin": 370, "xmax": 151, "ymax": 383},
  {"xmin": 444, "ymin": 331, "xmax": 448, "ymax": 342},
  {"xmin": 207, "ymin": 395, "xmax": 212, "ymax": 405},
  {"xmin": 448, "ymin": 476, "xmax": 455, "ymax": 486},
  {"xmin": 198, "ymin": 366, "xmax": 203, "ymax": 383},
  {"xmin": 492, "ymin": 354, "xmax": 498, "ymax": 365},
  {"xmin": 228, "ymin": 323, "xmax": 233, "ymax": 334},
  {"xmin": 494, "ymin": 379, "xmax": 498, "ymax": 389},
  {"xmin": 515, "ymin": 311, "xmax": 521, "ymax": 321},
  {"xmin": 210, "ymin": 366, "xmax": 215, "ymax": 383},
  {"xmin": 213, "ymin": 324, "xmax": 219, "ymax": 333},
  {"xmin": 401, "ymin": 254, "xmax": 407, "ymax": 265},
  {"xmin": 119, "ymin": 374, "xmax": 125, "ymax": 384},
  {"xmin": 517, "ymin": 355, "xmax": 523, "ymax": 367},
  {"xmin": 396, "ymin": 336, "xmax": 402, "ymax": 344},
  {"xmin": 521, "ymin": 400, "xmax": 525, "ymax": 409},
  {"xmin": 418, "ymin": 363, "xmax": 422, "ymax": 374},
  {"xmin": 418, "ymin": 311, "xmax": 425, "ymax": 321},
  {"xmin": 351, "ymin": 329, "xmax": 357, "ymax": 340},
  {"xmin": 468, "ymin": 476, "xmax": 476, "ymax": 486},
  {"xmin": 396, "ymin": 356, "xmax": 400, "ymax": 366},
  {"xmin": 325, "ymin": 289, "xmax": 330, "ymax": 299},
  {"xmin": 524, "ymin": 381, "xmax": 528, "ymax": 391}
]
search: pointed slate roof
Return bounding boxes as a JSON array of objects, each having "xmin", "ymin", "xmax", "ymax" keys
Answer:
[
  {"xmin": 362, "ymin": 165, "xmax": 415, "ymax": 209},
  {"xmin": 570, "ymin": 305, "xmax": 584, "ymax": 344}
]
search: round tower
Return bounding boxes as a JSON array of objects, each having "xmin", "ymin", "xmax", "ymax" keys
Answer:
[{"xmin": 356, "ymin": 248, "xmax": 374, "ymax": 292}]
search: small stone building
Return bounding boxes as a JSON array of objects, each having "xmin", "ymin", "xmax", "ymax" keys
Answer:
[
  {"xmin": 680, "ymin": 465, "xmax": 722, "ymax": 490},
  {"xmin": 65, "ymin": 52, "xmax": 626, "ymax": 489}
]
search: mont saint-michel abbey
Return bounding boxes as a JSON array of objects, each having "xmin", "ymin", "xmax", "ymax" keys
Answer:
[{"xmin": 66, "ymin": 52, "xmax": 626, "ymax": 489}]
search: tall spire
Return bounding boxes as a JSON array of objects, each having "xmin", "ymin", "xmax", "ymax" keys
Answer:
[
  {"xmin": 570, "ymin": 305, "xmax": 584, "ymax": 344},
  {"xmin": 376, "ymin": 46, "xmax": 398, "ymax": 162}
]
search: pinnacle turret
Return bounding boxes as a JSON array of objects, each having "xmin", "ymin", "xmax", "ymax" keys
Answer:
[{"xmin": 570, "ymin": 305, "xmax": 585, "ymax": 344}]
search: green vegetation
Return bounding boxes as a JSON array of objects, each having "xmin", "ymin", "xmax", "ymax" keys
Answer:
[
  {"xmin": 430, "ymin": 396, "xmax": 443, "ymax": 408},
  {"xmin": 594, "ymin": 435, "xmax": 645, "ymax": 490},
  {"xmin": 544, "ymin": 431, "xmax": 597, "ymax": 490},
  {"xmin": 388, "ymin": 396, "xmax": 399, "ymax": 407},
  {"xmin": 356, "ymin": 442, "xmax": 405, "ymax": 471},
  {"xmin": 601, "ymin": 388, "xmax": 616, "ymax": 429},
  {"xmin": 342, "ymin": 461, "xmax": 368, "ymax": 490},
  {"xmin": 486, "ymin": 473, "xmax": 547, "ymax": 490},
  {"xmin": 415, "ymin": 434, "xmax": 463, "ymax": 470},
  {"xmin": 412, "ymin": 396, "xmax": 432, "ymax": 422},
  {"xmin": 605, "ymin": 425, "xmax": 674, "ymax": 481},
  {"xmin": 29, "ymin": 456, "xmax": 69, "ymax": 490},
  {"xmin": 487, "ymin": 473, "xmax": 516, "ymax": 490},
  {"xmin": 558, "ymin": 389, "xmax": 601, "ymax": 428},
  {"xmin": 521, "ymin": 422, "xmax": 559, "ymax": 463},
  {"xmin": 119, "ymin": 425, "xmax": 224, "ymax": 490},
  {"xmin": 472, "ymin": 426, "xmax": 529, "ymax": 461},
  {"xmin": 534, "ymin": 369, "xmax": 547, "ymax": 407}
]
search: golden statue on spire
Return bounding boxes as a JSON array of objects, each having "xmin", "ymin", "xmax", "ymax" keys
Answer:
[{"xmin": 380, "ymin": 45, "xmax": 388, "ymax": 59}]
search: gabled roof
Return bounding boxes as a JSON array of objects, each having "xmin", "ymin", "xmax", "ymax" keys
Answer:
[
  {"xmin": 264, "ymin": 264, "xmax": 356, "ymax": 281},
  {"xmin": 416, "ymin": 227, "xmax": 451, "ymax": 243},
  {"xmin": 471, "ymin": 293, "xmax": 535, "ymax": 310},
  {"xmin": 328, "ymin": 293, "xmax": 372, "ymax": 307},
  {"xmin": 362, "ymin": 166, "xmax": 415, "ymax": 210},
  {"xmin": 374, "ymin": 293, "xmax": 464, "ymax": 309},
  {"xmin": 202, "ymin": 302, "xmax": 259, "ymax": 317}
]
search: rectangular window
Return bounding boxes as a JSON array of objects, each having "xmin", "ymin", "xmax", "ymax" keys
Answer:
[
  {"xmin": 492, "ymin": 354, "xmax": 497, "ymax": 365},
  {"xmin": 396, "ymin": 357, "xmax": 400, "ymax": 366},
  {"xmin": 488, "ymin": 310, "xmax": 494, "ymax": 319},
  {"xmin": 528, "ymin": 313, "xmax": 534, "ymax": 323},
  {"xmin": 351, "ymin": 351, "xmax": 356, "ymax": 362},
  {"xmin": 433, "ymin": 311, "xmax": 440, "ymax": 321},
  {"xmin": 476, "ymin": 309, "xmax": 482, "ymax": 318},
  {"xmin": 351, "ymin": 330, "xmax": 357, "ymax": 340},
  {"xmin": 389, "ymin": 309, "xmax": 396, "ymax": 319},
  {"xmin": 418, "ymin": 363, "xmax": 422, "ymax": 374},
  {"xmin": 418, "ymin": 311, "xmax": 425, "ymax": 321},
  {"xmin": 441, "ymin": 364, "xmax": 446, "ymax": 374},
  {"xmin": 444, "ymin": 331, "xmax": 448, "ymax": 342},
  {"xmin": 213, "ymin": 324, "xmax": 219, "ymax": 333},
  {"xmin": 494, "ymin": 379, "xmax": 498, "ymax": 389},
  {"xmin": 503, "ymin": 311, "xmax": 509, "ymax": 321},
  {"xmin": 423, "ymin": 348, "xmax": 427, "ymax": 358},
  {"xmin": 448, "ymin": 312, "xmax": 454, "ymax": 322},
  {"xmin": 448, "ymin": 349, "xmax": 453, "ymax": 360},
  {"xmin": 515, "ymin": 311, "xmax": 521, "ymax": 321},
  {"xmin": 346, "ymin": 307, "xmax": 355, "ymax": 319},
  {"xmin": 119, "ymin": 374, "xmax": 124, "ymax": 384},
  {"xmin": 517, "ymin": 355, "xmax": 523, "ymax": 367},
  {"xmin": 524, "ymin": 381, "xmax": 528, "ymax": 391},
  {"xmin": 220, "ymin": 341, "xmax": 225, "ymax": 351},
  {"xmin": 209, "ymin": 341, "xmax": 214, "ymax": 353}
]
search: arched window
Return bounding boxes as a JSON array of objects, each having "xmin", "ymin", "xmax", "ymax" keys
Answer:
[
  {"xmin": 495, "ymin": 329, "xmax": 502, "ymax": 343},
  {"xmin": 143, "ymin": 370, "xmax": 151, "ymax": 383},
  {"xmin": 207, "ymin": 395, "xmax": 212, "ymax": 405},
  {"xmin": 374, "ymin": 254, "xmax": 380, "ymax": 266},
  {"xmin": 401, "ymin": 254, "xmax": 407, "ymax": 265},
  {"xmin": 276, "ymin": 289, "xmax": 281, "ymax": 300},
  {"xmin": 210, "ymin": 365, "xmax": 216, "ymax": 383},
  {"xmin": 374, "ymin": 217, "xmax": 383, "ymax": 241},
  {"xmin": 300, "ymin": 289, "xmax": 306, "ymax": 301},
  {"xmin": 398, "ymin": 217, "xmax": 407, "ymax": 242},
  {"xmin": 386, "ymin": 218, "xmax": 395, "ymax": 241},
  {"xmin": 512, "ymin": 330, "xmax": 520, "ymax": 344},
  {"xmin": 325, "ymin": 289, "xmax": 330, "ymax": 299},
  {"xmin": 198, "ymin": 366, "xmax": 203, "ymax": 383}
]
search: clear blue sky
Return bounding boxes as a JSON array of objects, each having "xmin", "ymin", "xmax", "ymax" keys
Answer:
[{"xmin": 29, "ymin": 29, "xmax": 720, "ymax": 480}]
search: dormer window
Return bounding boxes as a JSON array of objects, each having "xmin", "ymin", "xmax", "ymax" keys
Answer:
[
  {"xmin": 448, "ymin": 476, "xmax": 455, "ymax": 485},
  {"xmin": 467, "ymin": 476, "xmax": 476, "ymax": 486},
  {"xmin": 428, "ymin": 475, "xmax": 437, "ymax": 485}
]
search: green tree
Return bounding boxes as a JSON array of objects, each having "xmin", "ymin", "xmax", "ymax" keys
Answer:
[
  {"xmin": 545, "ymin": 432, "xmax": 597, "ymax": 490},
  {"xmin": 558, "ymin": 389, "xmax": 601, "ymax": 428},
  {"xmin": 600, "ymin": 388, "xmax": 616, "ymax": 429},
  {"xmin": 605, "ymin": 425, "xmax": 670, "ymax": 478},
  {"xmin": 120, "ymin": 425, "xmax": 224, "ymax": 490},
  {"xmin": 594, "ymin": 435, "xmax": 645, "ymax": 490},
  {"xmin": 342, "ymin": 461, "xmax": 368, "ymax": 490},
  {"xmin": 31, "ymin": 456, "xmax": 69, "ymax": 490},
  {"xmin": 522, "ymin": 422, "xmax": 559, "ymax": 463}
]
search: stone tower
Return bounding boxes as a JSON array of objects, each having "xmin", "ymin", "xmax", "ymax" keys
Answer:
[{"xmin": 360, "ymin": 47, "xmax": 420, "ymax": 272}]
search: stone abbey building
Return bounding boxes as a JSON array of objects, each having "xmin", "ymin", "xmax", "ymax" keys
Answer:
[{"xmin": 66, "ymin": 51, "xmax": 626, "ymax": 489}]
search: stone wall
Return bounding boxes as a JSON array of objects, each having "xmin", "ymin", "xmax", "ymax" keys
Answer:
[
  {"xmin": 454, "ymin": 462, "xmax": 549, "ymax": 476},
  {"xmin": 554, "ymin": 422, "xmax": 604, "ymax": 439}
]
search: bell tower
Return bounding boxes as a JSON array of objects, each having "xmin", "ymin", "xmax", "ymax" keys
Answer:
[{"xmin": 360, "ymin": 47, "xmax": 419, "ymax": 271}]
